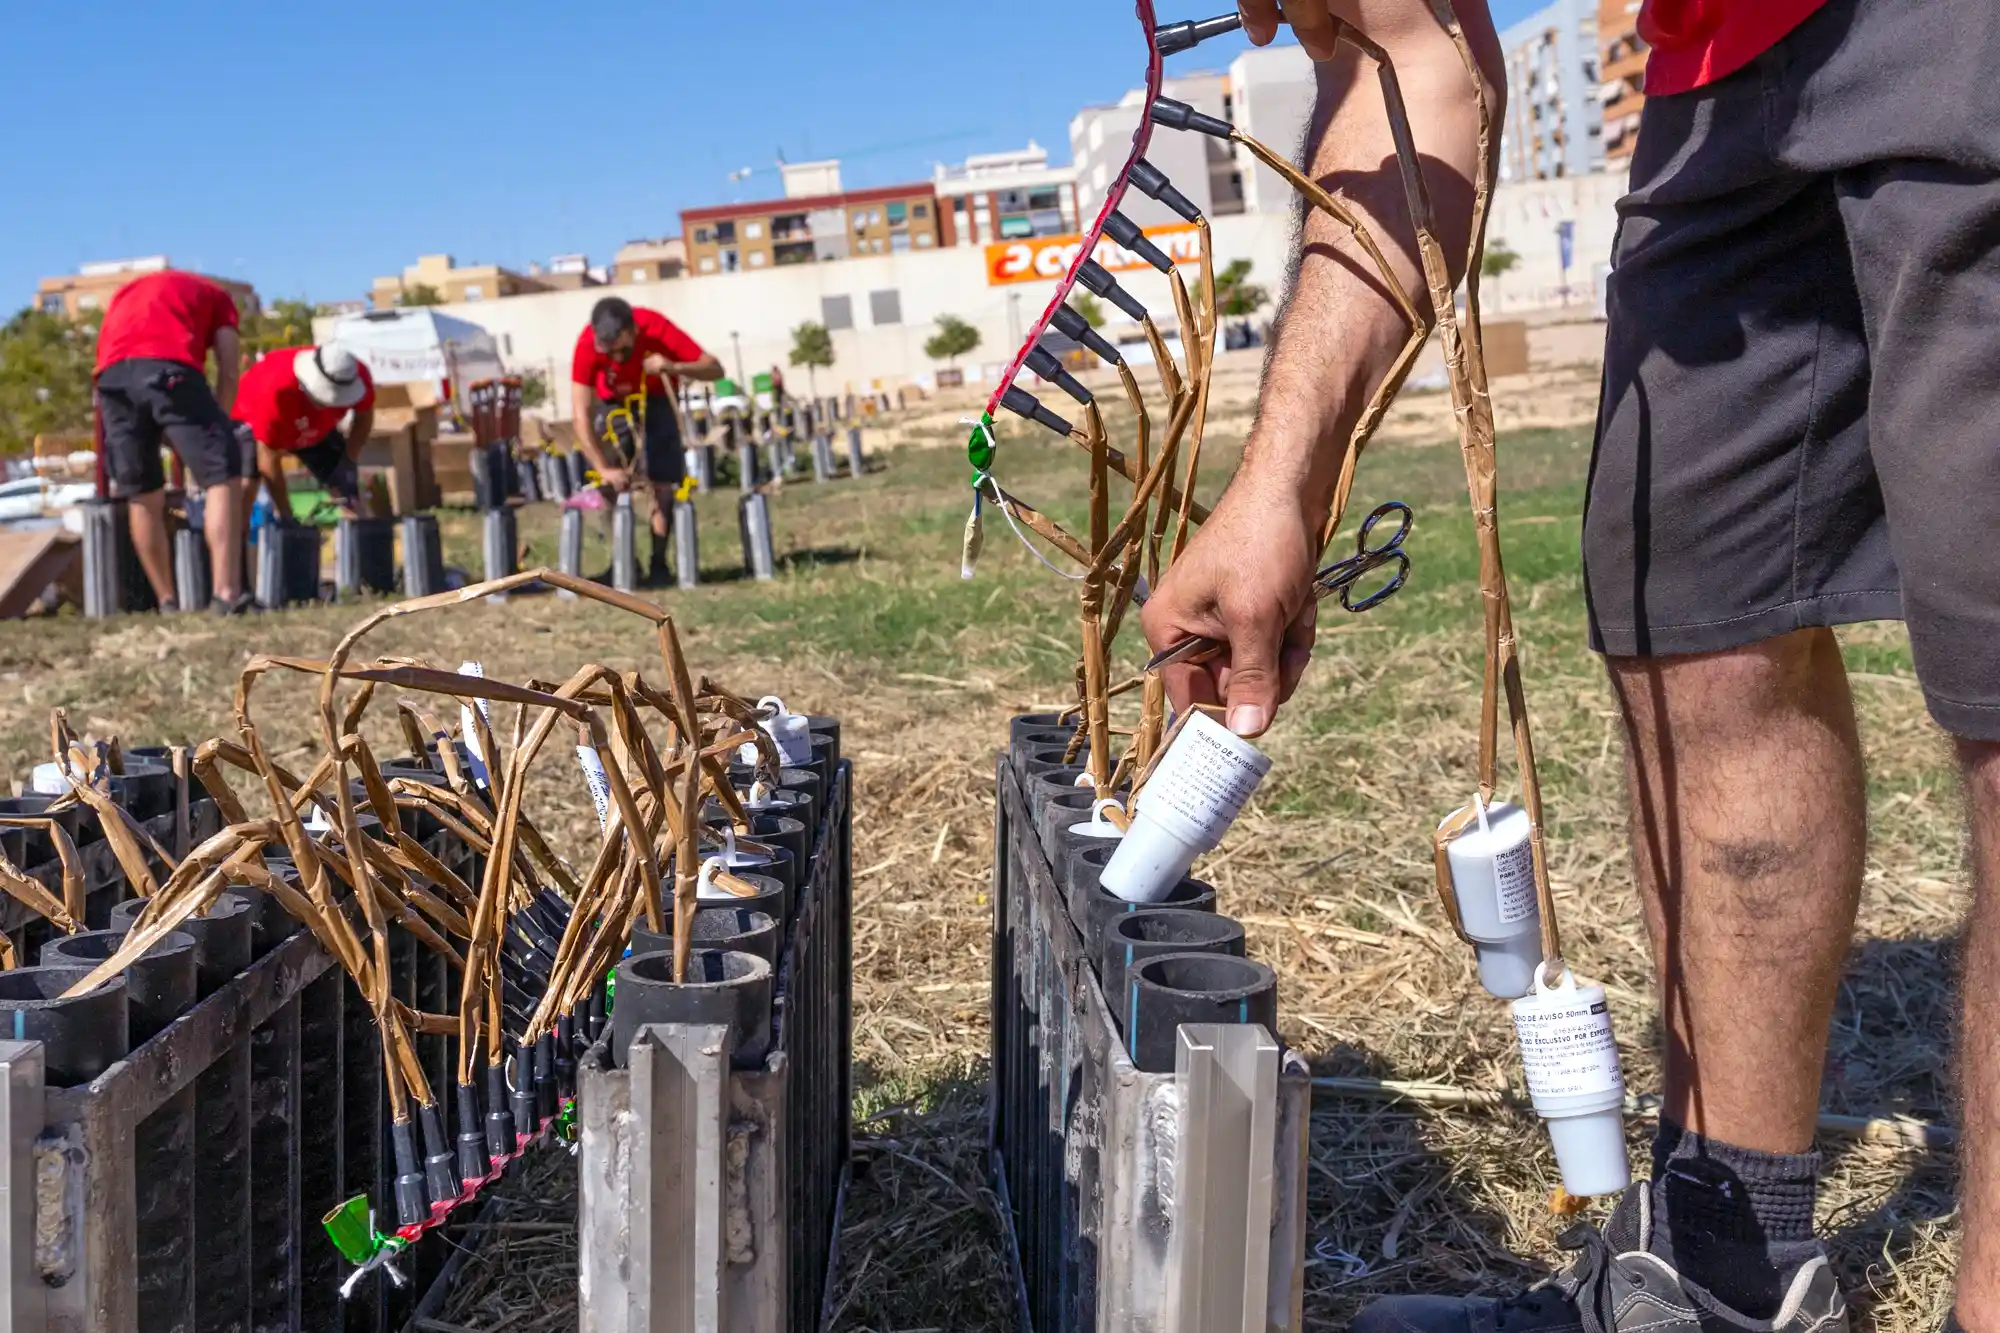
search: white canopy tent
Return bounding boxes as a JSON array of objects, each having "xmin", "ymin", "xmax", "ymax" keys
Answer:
[{"xmin": 327, "ymin": 308, "xmax": 506, "ymax": 401}]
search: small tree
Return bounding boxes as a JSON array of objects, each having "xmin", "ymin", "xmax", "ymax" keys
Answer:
[
  {"xmin": 0, "ymin": 307, "xmax": 99, "ymax": 457},
  {"xmin": 1072, "ymin": 293, "xmax": 1107, "ymax": 328},
  {"xmin": 519, "ymin": 369, "xmax": 549, "ymax": 409},
  {"xmin": 788, "ymin": 320, "xmax": 835, "ymax": 397},
  {"xmin": 1481, "ymin": 239, "xmax": 1520, "ymax": 281},
  {"xmin": 398, "ymin": 284, "xmax": 445, "ymax": 307},
  {"xmin": 1215, "ymin": 259, "xmax": 1269, "ymax": 319},
  {"xmin": 924, "ymin": 314, "xmax": 981, "ymax": 367},
  {"xmin": 240, "ymin": 298, "xmax": 318, "ymax": 355}
]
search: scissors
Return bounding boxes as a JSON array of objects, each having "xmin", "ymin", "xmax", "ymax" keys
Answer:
[{"xmin": 1143, "ymin": 501, "xmax": 1414, "ymax": 673}]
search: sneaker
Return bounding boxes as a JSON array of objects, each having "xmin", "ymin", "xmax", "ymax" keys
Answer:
[
  {"xmin": 209, "ymin": 592, "xmax": 257, "ymax": 617},
  {"xmin": 647, "ymin": 551, "xmax": 671, "ymax": 586},
  {"xmin": 1351, "ymin": 1186, "xmax": 1848, "ymax": 1333}
]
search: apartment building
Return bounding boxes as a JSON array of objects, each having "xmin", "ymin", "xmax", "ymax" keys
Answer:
[
  {"xmin": 933, "ymin": 143, "xmax": 1081, "ymax": 248},
  {"xmin": 1071, "ymin": 46, "xmax": 1314, "ymax": 227},
  {"xmin": 1498, "ymin": 0, "xmax": 1604, "ymax": 181},
  {"xmin": 610, "ymin": 238, "xmax": 686, "ymax": 284},
  {"xmin": 1599, "ymin": 0, "xmax": 1646, "ymax": 164},
  {"xmin": 680, "ymin": 182, "xmax": 944, "ymax": 275},
  {"xmin": 34, "ymin": 256, "xmax": 260, "ymax": 320},
  {"xmin": 369, "ymin": 254, "xmax": 553, "ymax": 310}
]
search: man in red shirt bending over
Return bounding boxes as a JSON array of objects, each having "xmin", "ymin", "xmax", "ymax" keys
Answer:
[
  {"xmin": 1143, "ymin": 1, "xmax": 1988, "ymax": 1330},
  {"xmin": 569, "ymin": 297, "xmax": 724, "ymax": 584},
  {"xmin": 233, "ymin": 344, "xmax": 375, "ymax": 520},
  {"xmin": 93, "ymin": 270, "xmax": 255, "ymax": 612}
]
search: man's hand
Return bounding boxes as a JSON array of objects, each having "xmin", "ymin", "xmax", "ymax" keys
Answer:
[
  {"xmin": 641, "ymin": 353, "xmax": 673, "ymax": 377},
  {"xmin": 1241, "ymin": 0, "xmax": 1340, "ymax": 60},
  {"xmin": 1141, "ymin": 480, "xmax": 1324, "ymax": 738},
  {"xmin": 597, "ymin": 467, "xmax": 631, "ymax": 494}
]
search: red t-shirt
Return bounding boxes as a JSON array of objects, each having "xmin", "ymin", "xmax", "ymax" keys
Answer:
[
  {"xmin": 94, "ymin": 271, "xmax": 241, "ymax": 373},
  {"xmin": 570, "ymin": 308, "xmax": 706, "ymax": 401},
  {"xmin": 232, "ymin": 347, "xmax": 376, "ymax": 453},
  {"xmin": 1640, "ymin": 0, "xmax": 1827, "ymax": 95}
]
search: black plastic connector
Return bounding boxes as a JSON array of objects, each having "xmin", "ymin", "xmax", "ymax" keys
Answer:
[
  {"xmin": 1150, "ymin": 96, "xmax": 1234, "ymax": 139},
  {"xmin": 457, "ymin": 1080, "xmax": 491, "ymax": 1185},
  {"xmin": 392, "ymin": 1119, "xmax": 429, "ymax": 1226},
  {"xmin": 1025, "ymin": 345, "xmax": 1093, "ymax": 406},
  {"xmin": 420, "ymin": 1103, "xmax": 460, "ymax": 1206},
  {"xmin": 510, "ymin": 1037, "xmax": 538, "ymax": 1133},
  {"xmin": 1050, "ymin": 304, "xmax": 1125, "ymax": 366},
  {"xmin": 1104, "ymin": 212, "xmax": 1174, "ymax": 273},
  {"xmin": 1129, "ymin": 159, "xmax": 1204, "ymax": 224},
  {"xmin": 1000, "ymin": 385, "xmax": 1075, "ymax": 439},
  {"xmin": 485, "ymin": 1060, "xmax": 517, "ymax": 1163},
  {"xmin": 1155, "ymin": 12, "xmax": 1243, "ymax": 55},
  {"xmin": 1076, "ymin": 261, "xmax": 1149, "ymax": 322}
]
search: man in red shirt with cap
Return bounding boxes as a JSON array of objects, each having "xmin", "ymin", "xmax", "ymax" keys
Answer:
[
  {"xmin": 93, "ymin": 270, "xmax": 254, "ymax": 612},
  {"xmin": 232, "ymin": 344, "xmax": 375, "ymax": 520},
  {"xmin": 1143, "ymin": 0, "xmax": 1988, "ymax": 1329},
  {"xmin": 568, "ymin": 297, "xmax": 724, "ymax": 584}
]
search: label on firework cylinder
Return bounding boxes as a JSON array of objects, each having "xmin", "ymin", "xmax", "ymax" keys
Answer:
[
  {"xmin": 737, "ymin": 695, "xmax": 813, "ymax": 766},
  {"xmin": 1512, "ymin": 988, "xmax": 1624, "ymax": 1102},
  {"xmin": 576, "ymin": 745, "xmax": 611, "ymax": 830},
  {"xmin": 1134, "ymin": 709, "xmax": 1272, "ymax": 852},
  {"xmin": 1494, "ymin": 839, "xmax": 1538, "ymax": 924}
]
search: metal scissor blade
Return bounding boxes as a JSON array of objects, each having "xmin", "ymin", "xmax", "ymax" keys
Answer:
[{"xmin": 1143, "ymin": 634, "xmax": 1225, "ymax": 673}]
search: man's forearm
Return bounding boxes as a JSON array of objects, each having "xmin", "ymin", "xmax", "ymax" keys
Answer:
[
  {"xmin": 345, "ymin": 411, "xmax": 373, "ymax": 458},
  {"xmin": 570, "ymin": 386, "xmax": 613, "ymax": 472},
  {"xmin": 1236, "ymin": 13, "xmax": 1497, "ymax": 526}
]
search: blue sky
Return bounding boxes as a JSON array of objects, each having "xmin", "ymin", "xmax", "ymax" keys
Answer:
[{"xmin": 0, "ymin": 0, "xmax": 1545, "ymax": 312}]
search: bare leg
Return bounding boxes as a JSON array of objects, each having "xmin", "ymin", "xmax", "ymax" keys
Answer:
[
  {"xmin": 1609, "ymin": 628, "xmax": 1865, "ymax": 1153},
  {"xmin": 124, "ymin": 490, "xmax": 177, "ymax": 607},
  {"xmin": 1958, "ymin": 740, "xmax": 2000, "ymax": 1326},
  {"xmin": 648, "ymin": 482, "xmax": 674, "ymax": 542},
  {"xmin": 204, "ymin": 480, "xmax": 244, "ymax": 603}
]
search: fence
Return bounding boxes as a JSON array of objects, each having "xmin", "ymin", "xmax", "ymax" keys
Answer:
[
  {"xmin": 578, "ymin": 758, "xmax": 853, "ymax": 1333},
  {"xmin": 990, "ymin": 744, "xmax": 1311, "ymax": 1333}
]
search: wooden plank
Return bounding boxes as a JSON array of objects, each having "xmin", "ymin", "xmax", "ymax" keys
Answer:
[{"xmin": 0, "ymin": 528, "xmax": 79, "ymax": 619}]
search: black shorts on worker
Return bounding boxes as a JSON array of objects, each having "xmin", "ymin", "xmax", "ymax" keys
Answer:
[
  {"xmin": 1585, "ymin": 0, "xmax": 2000, "ymax": 739},
  {"xmin": 241, "ymin": 424, "xmax": 361, "ymax": 503},
  {"xmin": 96, "ymin": 358, "xmax": 253, "ymax": 495},
  {"xmin": 590, "ymin": 396, "xmax": 685, "ymax": 486}
]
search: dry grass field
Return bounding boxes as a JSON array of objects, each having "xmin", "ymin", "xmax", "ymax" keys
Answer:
[{"xmin": 0, "ymin": 348, "xmax": 1963, "ymax": 1331}]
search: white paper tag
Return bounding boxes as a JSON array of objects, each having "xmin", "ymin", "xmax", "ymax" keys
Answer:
[
  {"xmin": 1495, "ymin": 838, "xmax": 1538, "ymax": 925},
  {"xmin": 576, "ymin": 745, "xmax": 611, "ymax": 830},
  {"xmin": 458, "ymin": 661, "xmax": 491, "ymax": 785},
  {"xmin": 1513, "ymin": 995, "xmax": 1624, "ymax": 1100},
  {"xmin": 1136, "ymin": 712, "xmax": 1271, "ymax": 849}
]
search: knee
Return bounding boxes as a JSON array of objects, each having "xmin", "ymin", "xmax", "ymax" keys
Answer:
[{"xmin": 1610, "ymin": 628, "xmax": 1842, "ymax": 729}]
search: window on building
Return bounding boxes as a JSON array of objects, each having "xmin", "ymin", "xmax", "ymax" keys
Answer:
[
  {"xmin": 915, "ymin": 233, "xmax": 934, "ymax": 248},
  {"xmin": 631, "ymin": 266, "xmax": 648, "ymax": 282},
  {"xmin": 890, "ymin": 232, "xmax": 912, "ymax": 254},
  {"xmin": 76, "ymin": 294, "xmax": 99, "ymax": 310},
  {"xmin": 869, "ymin": 290, "xmax": 902, "ymax": 325},
  {"xmin": 464, "ymin": 285, "xmax": 483, "ymax": 301},
  {"xmin": 38, "ymin": 294, "xmax": 63, "ymax": 314},
  {"xmin": 748, "ymin": 250, "xmax": 768, "ymax": 267},
  {"xmin": 999, "ymin": 215, "xmax": 1034, "ymax": 240},
  {"xmin": 721, "ymin": 248, "xmax": 739, "ymax": 273},
  {"xmin": 774, "ymin": 241, "xmax": 816, "ymax": 266},
  {"xmin": 1027, "ymin": 187, "xmax": 1062, "ymax": 211},
  {"xmin": 694, "ymin": 227, "xmax": 712, "ymax": 244},
  {"xmin": 822, "ymin": 295, "xmax": 854, "ymax": 331},
  {"xmin": 886, "ymin": 201, "xmax": 908, "ymax": 225},
  {"xmin": 700, "ymin": 256, "xmax": 718, "ymax": 273},
  {"xmin": 912, "ymin": 202, "xmax": 929, "ymax": 218},
  {"xmin": 715, "ymin": 221, "xmax": 737, "ymax": 244},
  {"xmin": 745, "ymin": 220, "xmax": 764, "ymax": 240}
]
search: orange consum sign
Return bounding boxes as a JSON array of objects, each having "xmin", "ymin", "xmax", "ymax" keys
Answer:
[{"xmin": 984, "ymin": 222, "xmax": 1203, "ymax": 287}]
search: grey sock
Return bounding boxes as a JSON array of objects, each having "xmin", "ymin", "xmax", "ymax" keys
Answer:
[{"xmin": 1649, "ymin": 1119, "xmax": 1822, "ymax": 1317}]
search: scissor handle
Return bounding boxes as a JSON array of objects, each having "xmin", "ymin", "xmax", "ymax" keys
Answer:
[
  {"xmin": 1356, "ymin": 500, "xmax": 1413, "ymax": 554},
  {"xmin": 1339, "ymin": 548, "xmax": 1410, "ymax": 612}
]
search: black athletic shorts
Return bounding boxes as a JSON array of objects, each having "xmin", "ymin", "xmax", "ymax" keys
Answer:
[
  {"xmin": 1583, "ymin": 0, "xmax": 2000, "ymax": 739},
  {"xmin": 96, "ymin": 357, "xmax": 251, "ymax": 494},
  {"xmin": 265, "ymin": 427, "xmax": 360, "ymax": 502},
  {"xmin": 591, "ymin": 396, "xmax": 685, "ymax": 486}
]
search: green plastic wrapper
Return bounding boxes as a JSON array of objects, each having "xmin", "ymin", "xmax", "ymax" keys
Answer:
[{"xmin": 322, "ymin": 1195, "xmax": 379, "ymax": 1265}]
